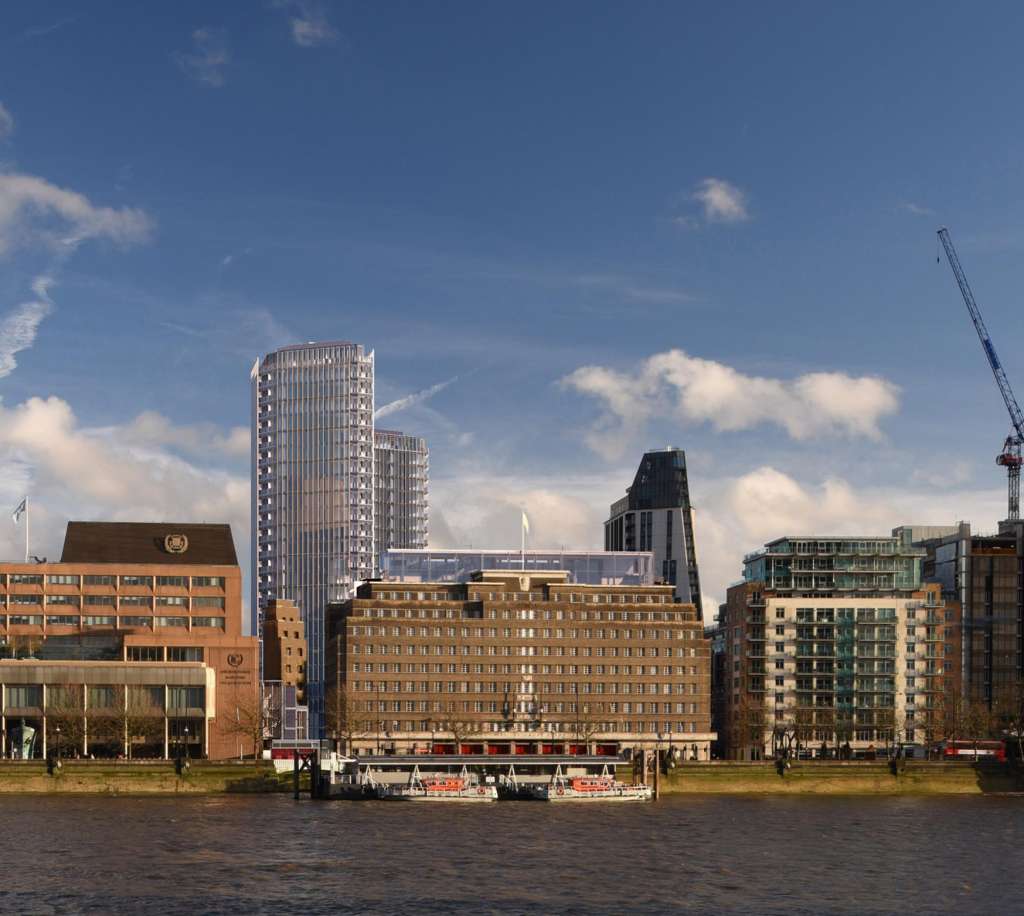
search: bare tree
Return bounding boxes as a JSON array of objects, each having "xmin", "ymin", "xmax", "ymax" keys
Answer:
[
  {"xmin": 46, "ymin": 685, "xmax": 86, "ymax": 757},
  {"xmin": 993, "ymin": 680, "xmax": 1024, "ymax": 761},
  {"xmin": 323, "ymin": 684, "xmax": 373, "ymax": 755},
  {"xmin": 570, "ymin": 701, "xmax": 603, "ymax": 752},
  {"xmin": 437, "ymin": 714, "xmax": 478, "ymax": 753},
  {"xmin": 727, "ymin": 690, "xmax": 767, "ymax": 760},
  {"xmin": 221, "ymin": 687, "xmax": 278, "ymax": 766}
]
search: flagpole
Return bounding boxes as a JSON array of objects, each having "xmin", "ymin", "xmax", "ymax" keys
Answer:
[
  {"xmin": 24, "ymin": 496, "xmax": 29, "ymax": 564},
  {"xmin": 521, "ymin": 510, "xmax": 525, "ymax": 571}
]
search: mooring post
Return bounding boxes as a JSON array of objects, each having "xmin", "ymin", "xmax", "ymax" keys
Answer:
[
  {"xmin": 293, "ymin": 749, "xmax": 300, "ymax": 800},
  {"xmin": 654, "ymin": 750, "xmax": 661, "ymax": 799}
]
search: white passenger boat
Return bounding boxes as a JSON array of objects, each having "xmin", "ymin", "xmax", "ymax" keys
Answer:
[
  {"xmin": 378, "ymin": 765, "xmax": 498, "ymax": 802},
  {"xmin": 531, "ymin": 767, "xmax": 653, "ymax": 802}
]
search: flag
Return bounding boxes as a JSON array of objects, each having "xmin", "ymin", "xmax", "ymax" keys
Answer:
[
  {"xmin": 12, "ymin": 498, "xmax": 26, "ymax": 525},
  {"xmin": 521, "ymin": 511, "xmax": 530, "ymax": 535}
]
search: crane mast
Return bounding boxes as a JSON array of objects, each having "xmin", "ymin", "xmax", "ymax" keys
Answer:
[{"xmin": 938, "ymin": 227, "xmax": 1024, "ymax": 519}]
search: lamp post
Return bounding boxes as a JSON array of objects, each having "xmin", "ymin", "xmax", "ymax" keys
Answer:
[
  {"xmin": 55, "ymin": 725, "xmax": 61, "ymax": 762},
  {"xmin": 183, "ymin": 725, "xmax": 190, "ymax": 760}
]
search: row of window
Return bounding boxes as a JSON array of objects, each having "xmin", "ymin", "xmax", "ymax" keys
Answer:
[
  {"xmin": 351, "ymin": 643, "xmax": 702, "ymax": 659},
  {"xmin": 357, "ymin": 708, "xmax": 703, "ymax": 732},
  {"xmin": 2, "ymin": 684, "xmax": 205, "ymax": 709},
  {"xmin": 350, "ymin": 624, "xmax": 694, "ymax": 641},
  {"xmin": 2, "ymin": 574, "xmax": 225, "ymax": 588},
  {"xmin": 351, "ymin": 662, "xmax": 702, "ymax": 676},
  {"xmin": 354, "ymin": 680, "xmax": 702, "ymax": 696},
  {"xmin": 0, "ymin": 615, "xmax": 225, "ymax": 629},
  {"xmin": 372, "ymin": 590, "xmax": 675, "ymax": 605},
  {"xmin": 3, "ymin": 596, "xmax": 224, "ymax": 609},
  {"xmin": 361, "ymin": 606, "xmax": 686, "ymax": 621},
  {"xmin": 126, "ymin": 646, "xmax": 204, "ymax": 662}
]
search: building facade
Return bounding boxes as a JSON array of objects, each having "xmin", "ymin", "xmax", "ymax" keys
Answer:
[
  {"xmin": 373, "ymin": 429, "xmax": 429, "ymax": 567},
  {"xmin": 716, "ymin": 534, "xmax": 956, "ymax": 759},
  {"xmin": 261, "ymin": 598, "xmax": 306, "ymax": 703},
  {"xmin": 325, "ymin": 571, "xmax": 714, "ymax": 758},
  {"xmin": 383, "ymin": 548, "xmax": 654, "ymax": 587},
  {"xmin": 604, "ymin": 449, "xmax": 702, "ymax": 615},
  {"xmin": 251, "ymin": 341, "xmax": 376, "ymax": 730},
  {"xmin": 0, "ymin": 523, "xmax": 258, "ymax": 760},
  {"xmin": 913, "ymin": 519, "xmax": 1024, "ymax": 708}
]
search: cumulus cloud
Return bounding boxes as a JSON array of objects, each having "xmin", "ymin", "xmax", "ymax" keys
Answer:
[
  {"xmin": 561, "ymin": 349, "xmax": 900, "ymax": 458},
  {"xmin": 693, "ymin": 465, "xmax": 1004, "ymax": 619},
  {"xmin": 0, "ymin": 172, "xmax": 152, "ymax": 255},
  {"xmin": 0, "ymin": 396, "xmax": 249, "ymax": 566},
  {"xmin": 375, "ymin": 377, "xmax": 458, "ymax": 421},
  {"xmin": 109, "ymin": 411, "xmax": 250, "ymax": 460},
  {"xmin": 0, "ymin": 102, "xmax": 13, "ymax": 141},
  {"xmin": 0, "ymin": 275, "xmax": 54, "ymax": 379},
  {"xmin": 430, "ymin": 459, "xmax": 1003, "ymax": 623},
  {"xmin": 275, "ymin": 1, "xmax": 338, "ymax": 47},
  {"xmin": 693, "ymin": 178, "xmax": 749, "ymax": 223},
  {"xmin": 175, "ymin": 28, "xmax": 229, "ymax": 87}
]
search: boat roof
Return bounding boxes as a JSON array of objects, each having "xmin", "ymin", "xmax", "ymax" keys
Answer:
[{"xmin": 352, "ymin": 754, "xmax": 618, "ymax": 767}]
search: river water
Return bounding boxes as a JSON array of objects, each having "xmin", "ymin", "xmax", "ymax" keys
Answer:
[{"xmin": 1, "ymin": 795, "xmax": 1020, "ymax": 914}]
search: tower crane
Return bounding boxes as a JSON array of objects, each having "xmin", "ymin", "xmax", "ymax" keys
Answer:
[{"xmin": 938, "ymin": 227, "xmax": 1024, "ymax": 520}]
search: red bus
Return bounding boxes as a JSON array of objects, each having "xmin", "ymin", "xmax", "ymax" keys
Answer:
[{"xmin": 939, "ymin": 740, "xmax": 1007, "ymax": 762}]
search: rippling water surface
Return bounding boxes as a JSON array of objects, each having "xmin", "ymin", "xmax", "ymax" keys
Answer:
[{"xmin": 1, "ymin": 794, "xmax": 1021, "ymax": 914}]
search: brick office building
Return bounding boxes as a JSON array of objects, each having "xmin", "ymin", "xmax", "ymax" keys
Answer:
[
  {"xmin": 0, "ymin": 522, "xmax": 258, "ymax": 760},
  {"xmin": 325, "ymin": 570, "xmax": 714, "ymax": 758}
]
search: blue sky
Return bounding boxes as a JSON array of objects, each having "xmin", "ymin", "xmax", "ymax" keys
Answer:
[{"xmin": 1, "ymin": 2, "xmax": 1022, "ymax": 614}]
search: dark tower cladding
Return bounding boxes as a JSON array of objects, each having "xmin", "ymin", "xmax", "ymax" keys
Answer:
[{"xmin": 604, "ymin": 449, "xmax": 703, "ymax": 617}]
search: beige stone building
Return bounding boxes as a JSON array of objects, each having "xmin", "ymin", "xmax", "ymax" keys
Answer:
[{"xmin": 325, "ymin": 570, "xmax": 714, "ymax": 757}]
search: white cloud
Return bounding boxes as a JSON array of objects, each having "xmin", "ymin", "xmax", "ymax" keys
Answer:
[
  {"xmin": 375, "ymin": 377, "xmax": 458, "ymax": 421},
  {"xmin": 0, "ymin": 172, "xmax": 152, "ymax": 255},
  {"xmin": 175, "ymin": 28, "xmax": 229, "ymax": 87},
  {"xmin": 275, "ymin": 1, "xmax": 338, "ymax": 47},
  {"xmin": 693, "ymin": 178, "xmax": 749, "ymax": 223},
  {"xmin": 108, "ymin": 411, "xmax": 250, "ymax": 461},
  {"xmin": 0, "ymin": 396, "xmax": 249, "ymax": 570},
  {"xmin": 573, "ymin": 273, "xmax": 691, "ymax": 305},
  {"xmin": 0, "ymin": 102, "xmax": 13, "ymax": 141},
  {"xmin": 0, "ymin": 275, "xmax": 53, "ymax": 379},
  {"xmin": 900, "ymin": 201, "xmax": 934, "ymax": 217},
  {"xmin": 561, "ymin": 348, "xmax": 900, "ymax": 458},
  {"xmin": 430, "ymin": 459, "xmax": 1004, "ymax": 624}
]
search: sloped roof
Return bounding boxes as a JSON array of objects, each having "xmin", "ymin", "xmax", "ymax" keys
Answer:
[{"xmin": 60, "ymin": 522, "xmax": 238, "ymax": 566}]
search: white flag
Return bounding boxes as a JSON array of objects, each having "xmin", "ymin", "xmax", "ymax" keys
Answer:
[
  {"xmin": 521, "ymin": 511, "xmax": 530, "ymax": 535},
  {"xmin": 12, "ymin": 498, "xmax": 26, "ymax": 525}
]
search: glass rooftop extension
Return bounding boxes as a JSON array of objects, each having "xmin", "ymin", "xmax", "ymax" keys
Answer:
[{"xmin": 382, "ymin": 548, "xmax": 653, "ymax": 586}]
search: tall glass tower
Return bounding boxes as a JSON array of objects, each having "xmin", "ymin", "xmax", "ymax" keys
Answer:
[{"xmin": 251, "ymin": 342, "xmax": 376, "ymax": 731}]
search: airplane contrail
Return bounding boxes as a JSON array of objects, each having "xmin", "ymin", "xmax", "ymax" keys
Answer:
[{"xmin": 374, "ymin": 376, "xmax": 458, "ymax": 420}]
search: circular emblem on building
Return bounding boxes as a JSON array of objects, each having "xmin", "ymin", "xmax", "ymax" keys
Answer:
[
  {"xmin": 227, "ymin": 653, "xmax": 243, "ymax": 668},
  {"xmin": 164, "ymin": 534, "xmax": 189, "ymax": 554}
]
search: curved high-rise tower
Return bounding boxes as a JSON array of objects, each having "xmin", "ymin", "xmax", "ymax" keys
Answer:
[{"xmin": 251, "ymin": 342, "xmax": 376, "ymax": 731}]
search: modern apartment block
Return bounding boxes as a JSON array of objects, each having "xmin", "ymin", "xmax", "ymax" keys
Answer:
[
  {"xmin": 373, "ymin": 429, "xmax": 429, "ymax": 568},
  {"xmin": 251, "ymin": 341, "xmax": 376, "ymax": 730},
  {"xmin": 324, "ymin": 571, "xmax": 714, "ymax": 758},
  {"xmin": 911, "ymin": 520, "xmax": 1024, "ymax": 708},
  {"xmin": 251, "ymin": 341, "xmax": 431, "ymax": 735},
  {"xmin": 0, "ymin": 522, "xmax": 258, "ymax": 760},
  {"xmin": 604, "ymin": 449, "xmax": 702, "ymax": 616},
  {"xmin": 715, "ymin": 534, "xmax": 956, "ymax": 759}
]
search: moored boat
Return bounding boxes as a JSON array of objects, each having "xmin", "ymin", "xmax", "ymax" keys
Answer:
[
  {"xmin": 378, "ymin": 765, "xmax": 498, "ymax": 802},
  {"xmin": 532, "ymin": 773, "xmax": 653, "ymax": 802}
]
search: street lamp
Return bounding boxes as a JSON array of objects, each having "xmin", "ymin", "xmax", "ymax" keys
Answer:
[
  {"xmin": 183, "ymin": 725, "xmax": 190, "ymax": 759},
  {"xmin": 56, "ymin": 726, "xmax": 61, "ymax": 762}
]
